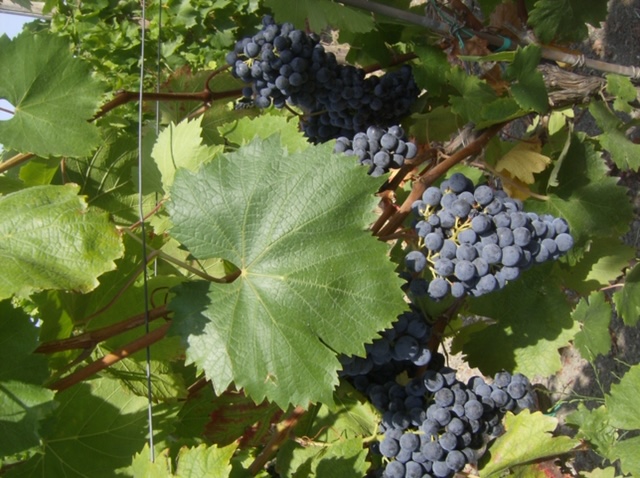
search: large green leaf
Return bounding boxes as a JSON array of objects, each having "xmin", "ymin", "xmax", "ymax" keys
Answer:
[
  {"xmin": 565, "ymin": 404, "xmax": 617, "ymax": 458},
  {"xmin": 479, "ymin": 410, "xmax": 579, "ymax": 477},
  {"xmin": 167, "ymin": 136, "xmax": 406, "ymax": 408},
  {"xmin": 0, "ymin": 184, "xmax": 124, "ymax": 300},
  {"xmin": 504, "ymin": 46, "xmax": 549, "ymax": 114},
  {"xmin": 0, "ymin": 31, "xmax": 104, "ymax": 157}
]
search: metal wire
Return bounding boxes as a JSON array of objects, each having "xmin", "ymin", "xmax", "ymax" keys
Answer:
[{"xmin": 136, "ymin": 0, "xmax": 155, "ymax": 462}]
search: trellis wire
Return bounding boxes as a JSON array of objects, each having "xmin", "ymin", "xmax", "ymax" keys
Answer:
[{"xmin": 137, "ymin": 0, "xmax": 155, "ymax": 462}]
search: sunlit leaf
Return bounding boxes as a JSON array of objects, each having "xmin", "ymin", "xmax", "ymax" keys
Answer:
[
  {"xmin": 479, "ymin": 410, "xmax": 579, "ymax": 477},
  {"xmin": 605, "ymin": 364, "xmax": 640, "ymax": 430},
  {"xmin": 0, "ymin": 184, "xmax": 124, "ymax": 300},
  {"xmin": 613, "ymin": 263, "xmax": 640, "ymax": 326},
  {"xmin": 0, "ymin": 32, "xmax": 104, "ymax": 157},
  {"xmin": 572, "ymin": 291, "xmax": 612, "ymax": 359},
  {"xmin": 168, "ymin": 136, "xmax": 406, "ymax": 408}
]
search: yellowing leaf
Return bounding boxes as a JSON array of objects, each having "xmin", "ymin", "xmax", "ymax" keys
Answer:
[
  {"xmin": 495, "ymin": 141, "xmax": 552, "ymax": 199},
  {"xmin": 496, "ymin": 141, "xmax": 552, "ymax": 184}
]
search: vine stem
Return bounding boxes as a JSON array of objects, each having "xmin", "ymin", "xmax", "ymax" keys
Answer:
[
  {"xmin": 35, "ymin": 305, "xmax": 169, "ymax": 354},
  {"xmin": 376, "ymin": 123, "xmax": 505, "ymax": 237},
  {"xmin": 48, "ymin": 322, "xmax": 171, "ymax": 392},
  {"xmin": 248, "ymin": 406, "xmax": 307, "ymax": 475}
]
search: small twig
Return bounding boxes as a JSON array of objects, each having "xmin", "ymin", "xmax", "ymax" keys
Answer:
[
  {"xmin": 248, "ymin": 406, "xmax": 307, "ymax": 475},
  {"xmin": 48, "ymin": 322, "xmax": 172, "ymax": 392},
  {"xmin": 376, "ymin": 123, "xmax": 505, "ymax": 237},
  {"xmin": 35, "ymin": 305, "xmax": 169, "ymax": 354}
]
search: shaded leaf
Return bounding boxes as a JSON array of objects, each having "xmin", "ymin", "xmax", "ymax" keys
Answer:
[
  {"xmin": 0, "ymin": 31, "xmax": 104, "ymax": 157},
  {"xmin": 613, "ymin": 263, "xmax": 640, "ymax": 326},
  {"xmin": 504, "ymin": 46, "xmax": 549, "ymax": 114},
  {"xmin": 277, "ymin": 437, "xmax": 368, "ymax": 478},
  {"xmin": 479, "ymin": 410, "xmax": 579, "ymax": 477},
  {"xmin": 605, "ymin": 364, "xmax": 640, "ymax": 430},
  {"xmin": 528, "ymin": 0, "xmax": 607, "ymax": 43},
  {"xmin": 530, "ymin": 134, "xmax": 633, "ymax": 249},
  {"xmin": 6, "ymin": 378, "xmax": 178, "ymax": 477},
  {"xmin": 264, "ymin": 0, "xmax": 374, "ymax": 33},
  {"xmin": 465, "ymin": 263, "xmax": 578, "ymax": 377},
  {"xmin": 168, "ymin": 137, "xmax": 406, "ymax": 408},
  {"xmin": 573, "ymin": 291, "xmax": 612, "ymax": 359},
  {"xmin": 0, "ymin": 184, "xmax": 124, "ymax": 300}
]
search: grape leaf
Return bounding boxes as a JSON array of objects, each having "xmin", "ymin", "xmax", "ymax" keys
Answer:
[
  {"xmin": 167, "ymin": 136, "xmax": 406, "ymax": 408},
  {"xmin": 495, "ymin": 140, "xmax": 551, "ymax": 199},
  {"xmin": 6, "ymin": 378, "xmax": 178, "ymax": 477},
  {"xmin": 613, "ymin": 263, "xmax": 640, "ymax": 326},
  {"xmin": 152, "ymin": 117, "xmax": 223, "ymax": 193},
  {"xmin": 0, "ymin": 301, "xmax": 57, "ymax": 456},
  {"xmin": 559, "ymin": 239, "xmax": 635, "ymax": 294},
  {"xmin": 0, "ymin": 31, "xmax": 104, "ymax": 157},
  {"xmin": 572, "ymin": 291, "xmax": 612, "ymax": 359},
  {"xmin": 264, "ymin": 0, "xmax": 374, "ymax": 33},
  {"xmin": 589, "ymin": 101, "xmax": 640, "ymax": 171},
  {"xmin": 465, "ymin": 264, "xmax": 578, "ymax": 377},
  {"xmin": 606, "ymin": 74, "xmax": 638, "ymax": 114},
  {"xmin": 528, "ymin": 0, "xmax": 608, "ymax": 43},
  {"xmin": 565, "ymin": 404, "xmax": 617, "ymax": 458},
  {"xmin": 128, "ymin": 442, "xmax": 238, "ymax": 478},
  {"xmin": 219, "ymin": 114, "xmax": 311, "ymax": 153},
  {"xmin": 277, "ymin": 437, "xmax": 368, "ymax": 478},
  {"xmin": 447, "ymin": 68, "xmax": 498, "ymax": 125},
  {"xmin": 605, "ymin": 364, "xmax": 640, "ymax": 430},
  {"xmin": 0, "ymin": 184, "xmax": 124, "ymax": 300},
  {"xmin": 479, "ymin": 410, "xmax": 579, "ymax": 477},
  {"xmin": 580, "ymin": 467, "xmax": 617, "ymax": 478},
  {"xmin": 530, "ymin": 134, "xmax": 633, "ymax": 249},
  {"xmin": 504, "ymin": 46, "xmax": 549, "ymax": 114},
  {"xmin": 611, "ymin": 436, "xmax": 640, "ymax": 477}
]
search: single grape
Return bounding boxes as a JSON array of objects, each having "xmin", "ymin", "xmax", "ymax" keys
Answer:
[
  {"xmin": 555, "ymin": 233, "xmax": 574, "ymax": 252},
  {"xmin": 445, "ymin": 449, "xmax": 467, "ymax": 472},
  {"xmin": 428, "ymin": 278, "xmax": 450, "ymax": 299},
  {"xmin": 405, "ymin": 250, "xmax": 427, "ymax": 273}
]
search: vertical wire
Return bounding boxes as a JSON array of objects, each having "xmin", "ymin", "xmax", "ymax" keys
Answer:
[{"xmin": 137, "ymin": 0, "xmax": 155, "ymax": 462}]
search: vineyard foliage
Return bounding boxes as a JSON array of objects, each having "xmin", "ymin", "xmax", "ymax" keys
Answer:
[{"xmin": 0, "ymin": 0, "xmax": 639, "ymax": 477}]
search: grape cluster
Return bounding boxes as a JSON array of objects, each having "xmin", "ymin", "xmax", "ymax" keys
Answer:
[
  {"xmin": 334, "ymin": 125, "xmax": 418, "ymax": 177},
  {"xmin": 375, "ymin": 370, "xmax": 536, "ymax": 478},
  {"xmin": 226, "ymin": 16, "xmax": 419, "ymax": 143},
  {"xmin": 339, "ymin": 307, "xmax": 434, "ymax": 380},
  {"xmin": 340, "ymin": 308, "xmax": 536, "ymax": 478},
  {"xmin": 405, "ymin": 172, "xmax": 574, "ymax": 300}
]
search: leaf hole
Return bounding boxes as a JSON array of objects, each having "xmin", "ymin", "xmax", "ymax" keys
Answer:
[{"xmin": 0, "ymin": 99, "xmax": 15, "ymax": 121}]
